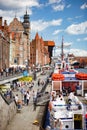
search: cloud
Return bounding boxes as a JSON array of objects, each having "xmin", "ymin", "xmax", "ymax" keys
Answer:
[
  {"xmin": 48, "ymin": 0, "xmax": 62, "ymax": 4},
  {"xmin": 64, "ymin": 42, "xmax": 72, "ymax": 47},
  {"xmin": 67, "ymin": 17, "xmax": 73, "ymax": 22},
  {"xmin": 0, "ymin": 0, "xmax": 40, "ymax": 10},
  {"xmin": 51, "ymin": 19, "xmax": 62, "ymax": 25},
  {"xmin": 75, "ymin": 15, "xmax": 83, "ymax": 19},
  {"xmin": 0, "ymin": 0, "xmax": 41, "ymax": 24},
  {"xmin": 0, "ymin": 8, "xmax": 32, "ymax": 25},
  {"xmin": 52, "ymin": 4, "xmax": 65, "ymax": 11},
  {"xmin": 77, "ymin": 37, "xmax": 87, "ymax": 42},
  {"xmin": 65, "ymin": 21, "xmax": 87, "ymax": 35},
  {"xmin": 54, "ymin": 42, "xmax": 72, "ymax": 49},
  {"xmin": 83, "ymin": 37, "xmax": 87, "ymax": 41},
  {"xmin": 67, "ymin": 16, "xmax": 83, "ymax": 23},
  {"xmin": 47, "ymin": 0, "xmax": 65, "ymax": 11},
  {"xmin": 31, "ymin": 19, "xmax": 62, "ymax": 32},
  {"xmin": 70, "ymin": 49, "xmax": 87, "ymax": 57},
  {"xmin": 66, "ymin": 4, "xmax": 71, "ymax": 8},
  {"xmin": 54, "ymin": 48, "xmax": 87, "ymax": 57},
  {"xmin": 80, "ymin": 3, "xmax": 87, "ymax": 10},
  {"xmin": 77, "ymin": 38, "xmax": 81, "ymax": 42},
  {"xmin": 53, "ymin": 29, "xmax": 63, "ymax": 35}
]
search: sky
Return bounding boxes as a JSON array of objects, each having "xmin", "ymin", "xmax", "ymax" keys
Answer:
[{"xmin": 0, "ymin": 0, "xmax": 87, "ymax": 57}]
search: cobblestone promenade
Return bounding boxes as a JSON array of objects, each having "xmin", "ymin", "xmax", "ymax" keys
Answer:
[{"xmin": 6, "ymin": 73, "xmax": 51, "ymax": 130}]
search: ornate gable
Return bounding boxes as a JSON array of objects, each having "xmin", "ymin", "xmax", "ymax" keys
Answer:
[{"xmin": 9, "ymin": 17, "xmax": 24, "ymax": 32}]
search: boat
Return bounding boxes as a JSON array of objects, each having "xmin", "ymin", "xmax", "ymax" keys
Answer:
[{"xmin": 45, "ymin": 38, "xmax": 87, "ymax": 130}]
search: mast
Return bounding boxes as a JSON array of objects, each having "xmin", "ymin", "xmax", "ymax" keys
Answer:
[{"xmin": 61, "ymin": 36, "xmax": 64, "ymax": 61}]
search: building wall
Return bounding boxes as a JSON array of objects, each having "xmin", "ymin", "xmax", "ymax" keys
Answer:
[
  {"xmin": 0, "ymin": 17, "xmax": 10, "ymax": 70},
  {"xmin": 75, "ymin": 57, "xmax": 87, "ymax": 67},
  {"xmin": 0, "ymin": 95, "xmax": 17, "ymax": 130},
  {"xmin": 9, "ymin": 17, "xmax": 29, "ymax": 67},
  {"xmin": 30, "ymin": 33, "xmax": 50, "ymax": 67},
  {"xmin": 9, "ymin": 33, "xmax": 16, "ymax": 65}
]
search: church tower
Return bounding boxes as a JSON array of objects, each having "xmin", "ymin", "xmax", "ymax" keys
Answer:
[
  {"xmin": 22, "ymin": 9, "xmax": 30, "ymax": 67},
  {"xmin": 23, "ymin": 10, "xmax": 30, "ymax": 35}
]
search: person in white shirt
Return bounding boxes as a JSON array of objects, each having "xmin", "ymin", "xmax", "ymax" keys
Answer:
[{"xmin": 15, "ymin": 94, "xmax": 19, "ymax": 103}]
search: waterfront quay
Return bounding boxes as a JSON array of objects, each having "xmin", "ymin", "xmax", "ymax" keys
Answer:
[
  {"xmin": 0, "ymin": 72, "xmax": 87, "ymax": 130},
  {"xmin": 0, "ymin": 70, "xmax": 52, "ymax": 130}
]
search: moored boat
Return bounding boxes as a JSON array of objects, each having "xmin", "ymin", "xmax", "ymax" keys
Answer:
[
  {"xmin": 45, "ymin": 38, "xmax": 87, "ymax": 130},
  {"xmin": 45, "ymin": 63, "xmax": 87, "ymax": 130}
]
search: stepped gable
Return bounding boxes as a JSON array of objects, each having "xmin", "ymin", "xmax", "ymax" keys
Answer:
[{"xmin": 9, "ymin": 17, "xmax": 24, "ymax": 32}]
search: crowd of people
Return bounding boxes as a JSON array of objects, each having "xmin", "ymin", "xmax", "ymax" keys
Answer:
[
  {"xmin": 14, "ymin": 81, "xmax": 39, "ymax": 111},
  {"xmin": 13, "ymin": 77, "xmax": 46, "ymax": 111},
  {"xmin": 0, "ymin": 66, "xmax": 25, "ymax": 78}
]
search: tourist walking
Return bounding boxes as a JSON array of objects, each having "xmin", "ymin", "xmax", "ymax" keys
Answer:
[
  {"xmin": 24, "ymin": 90, "xmax": 27, "ymax": 105},
  {"xmin": 26, "ymin": 91, "xmax": 30, "ymax": 106},
  {"xmin": 32, "ymin": 90, "xmax": 37, "ymax": 111},
  {"xmin": 38, "ymin": 78, "xmax": 40, "ymax": 86}
]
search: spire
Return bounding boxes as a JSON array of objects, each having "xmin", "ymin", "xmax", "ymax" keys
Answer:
[
  {"xmin": 26, "ymin": 6, "xmax": 27, "ymax": 15},
  {"xmin": 23, "ymin": 8, "xmax": 30, "ymax": 34},
  {"xmin": 35, "ymin": 32, "xmax": 40, "ymax": 40}
]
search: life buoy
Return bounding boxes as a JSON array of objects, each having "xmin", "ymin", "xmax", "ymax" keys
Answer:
[
  {"xmin": 75, "ymin": 73, "xmax": 87, "ymax": 80},
  {"xmin": 52, "ymin": 73, "xmax": 64, "ymax": 80}
]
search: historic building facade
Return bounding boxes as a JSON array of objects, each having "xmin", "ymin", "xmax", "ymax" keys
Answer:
[
  {"xmin": 0, "ymin": 17, "xmax": 10, "ymax": 70},
  {"xmin": 0, "ymin": 12, "xmax": 55, "ymax": 70},
  {"xmin": 30, "ymin": 32, "xmax": 55, "ymax": 67},
  {"xmin": 9, "ymin": 11, "xmax": 30, "ymax": 67}
]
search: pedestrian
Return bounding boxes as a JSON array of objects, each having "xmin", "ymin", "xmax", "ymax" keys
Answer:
[
  {"xmin": 15, "ymin": 94, "xmax": 18, "ymax": 102},
  {"xmin": 20, "ymin": 87, "xmax": 25, "ymax": 101},
  {"xmin": 24, "ymin": 90, "xmax": 27, "ymax": 105},
  {"xmin": 38, "ymin": 78, "xmax": 40, "ymax": 86},
  {"xmin": 37, "ymin": 89, "xmax": 40, "ymax": 97},
  {"xmin": 33, "ymin": 96, "xmax": 37, "ymax": 111},
  {"xmin": 15, "ymin": 94, "xmax": 19, "ymax": 107},
  {"xmin": 26, "ymin": 91, "xmax": 30, "ymax": 106},
  {"xmin": 32, "ymin": 90, "xmax": 37, "ymax": 111}
]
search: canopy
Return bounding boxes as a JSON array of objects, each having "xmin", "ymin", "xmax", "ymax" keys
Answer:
[{"xmin": 71, "ymin": 61, "xmax": 80, "ymax": 66}]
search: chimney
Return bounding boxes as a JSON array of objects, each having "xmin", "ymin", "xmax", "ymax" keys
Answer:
[{"xmin": 0, "ymin": 17, "xmax": 2, "ymax": 26}]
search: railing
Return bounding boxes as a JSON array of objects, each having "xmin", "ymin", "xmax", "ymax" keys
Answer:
[
  {"xmin": 0, "ymin": 72, "xmax": 24, "ymax": 85},
  {"xmin": 0, "ymin": 91, "xmax": 15, "ymax": 105}
]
